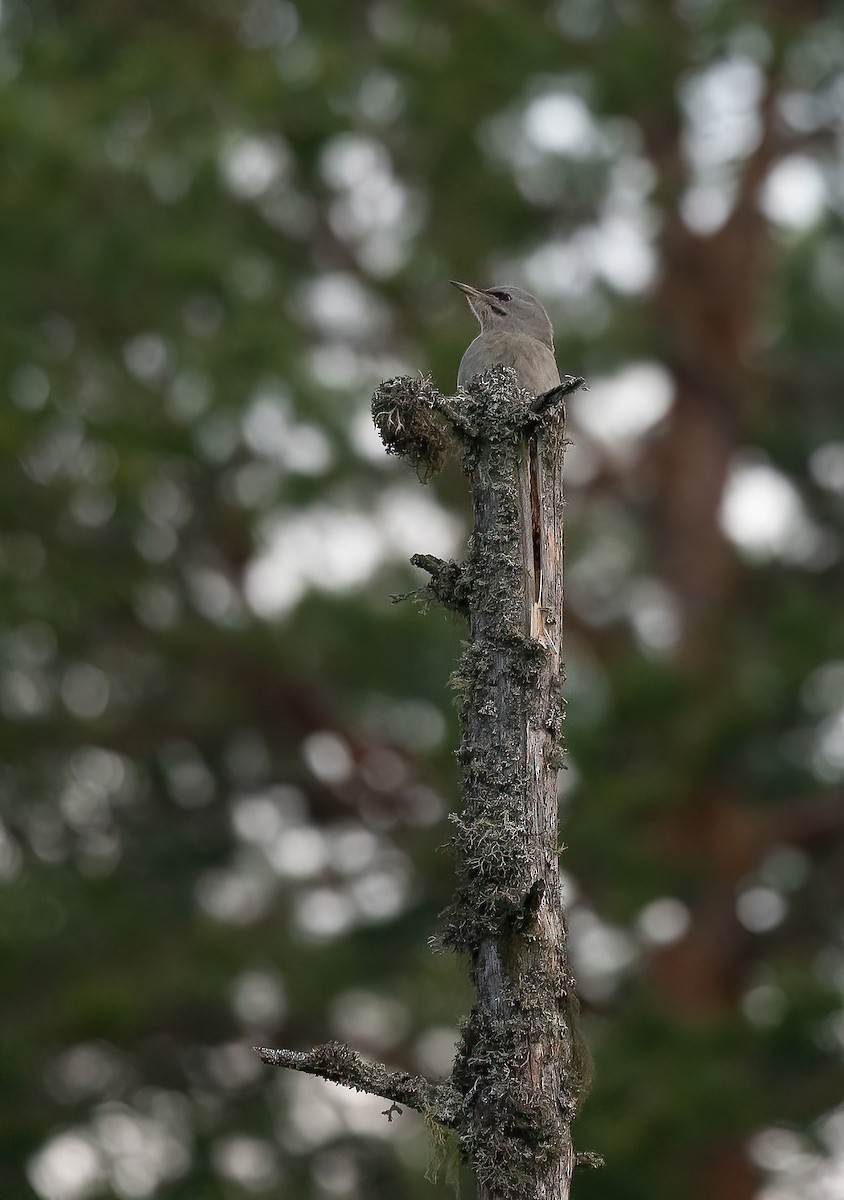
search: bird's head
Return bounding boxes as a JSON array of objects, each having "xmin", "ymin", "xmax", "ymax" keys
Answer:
[{"xmin": 451, "ymin": 281, "xmax": 554, "ymax": 349}]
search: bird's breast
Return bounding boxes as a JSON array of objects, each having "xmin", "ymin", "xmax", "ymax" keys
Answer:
[{"xmin": 457, "ymin": 331, "xmax": 560, "ymax": 395}]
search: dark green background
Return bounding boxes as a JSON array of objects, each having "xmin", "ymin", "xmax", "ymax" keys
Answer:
[{"xmin": 2, "ymin": 2, "xmax": 843, "ymax": 1199}]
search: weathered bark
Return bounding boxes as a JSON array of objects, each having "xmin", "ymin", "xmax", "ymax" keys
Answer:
[
  {"xmin": 375, "ymin": 367, "xmax": 591, "ymax": 1200},
  {"xmin": 257, "ymin": 366, "xmax": 593, "ymax": 1200}
]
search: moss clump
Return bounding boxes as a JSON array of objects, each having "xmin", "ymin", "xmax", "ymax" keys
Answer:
[
  {"xmin": 545, "ymin": 688, "xmax": 567, "ymax": 768},
  {"xmin": 371, "ymin": 374, "xmax": 453, "ymax": 479},
  {"xmin": 450, "ymin": 1008, "xmax": 567, "ymax": 1200},
  {"xmin": 439, "ymin": 812, "xmax": 535, "ymax": 951}
]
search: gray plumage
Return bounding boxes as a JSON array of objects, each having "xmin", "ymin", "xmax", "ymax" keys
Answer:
[{"xmin": 452, "ymin": 281, "xmax": 560, "ymax": 396}]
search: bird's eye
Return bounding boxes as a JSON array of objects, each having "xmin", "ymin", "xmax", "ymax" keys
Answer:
[{"xmin": 489, "ymin": 290, "xmax": 512, "ymax": 303}]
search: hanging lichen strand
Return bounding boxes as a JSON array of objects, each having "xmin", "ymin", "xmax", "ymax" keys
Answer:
[
  {"xmin": 256, "ymin": 366, "xmax": 597, "ymax": 1200},
  {"xmin": 373, "ymin": 365, "xmax": 593, "ymax": 1200}
]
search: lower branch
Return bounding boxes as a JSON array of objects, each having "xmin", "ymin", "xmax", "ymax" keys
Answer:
[{"xmin": 254, "ymin": 1041, "xmax": 435, "ymax": 1113}]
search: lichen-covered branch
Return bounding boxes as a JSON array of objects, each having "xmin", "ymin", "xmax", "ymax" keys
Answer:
[{"xmin": 254, "ymin": 1042, "xmax": 436, "ymax": 1114}]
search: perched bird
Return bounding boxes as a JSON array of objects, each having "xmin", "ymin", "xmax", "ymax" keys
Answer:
[{"xmin": 451, "ymin": 281, "xmax": 561, "ymax": 397}]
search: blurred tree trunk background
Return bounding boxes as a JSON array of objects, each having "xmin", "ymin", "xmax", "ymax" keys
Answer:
[{"xmin": 2, "ymin": 3, "xmax": 843, "ymax": 1200}]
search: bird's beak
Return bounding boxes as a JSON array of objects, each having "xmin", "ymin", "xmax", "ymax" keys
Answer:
[{"xmin": 450, "ymin": 280, "xmax": 505, "ymax": 317}]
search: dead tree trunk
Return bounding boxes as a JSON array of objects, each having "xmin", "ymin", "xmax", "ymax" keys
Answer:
[{"xmin": 256, "ymin": 366, "xmax": 594, "ymax": 1200}]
